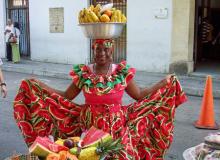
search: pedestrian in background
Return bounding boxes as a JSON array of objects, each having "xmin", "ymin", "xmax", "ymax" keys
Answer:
[
  {"xmin": 11, "ymin": 22, "xmax": 21, "ymax": 63},
  {"xmin": 4, "ymin": 19, "xmax": 13, "ymax": 62},
  {"xmin": 0, "ymin": 59, "xmax": 7, "ymax": 98}
]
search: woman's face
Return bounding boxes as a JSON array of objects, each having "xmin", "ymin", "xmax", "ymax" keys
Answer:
[{"xmin": 94, "ymin": 44, "xmax": 112, "ymax": 65}]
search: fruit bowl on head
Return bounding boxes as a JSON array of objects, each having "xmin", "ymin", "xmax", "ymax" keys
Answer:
[{"xmin": 79, "ymin": 22, "xmax": 126, "ymax": 39}]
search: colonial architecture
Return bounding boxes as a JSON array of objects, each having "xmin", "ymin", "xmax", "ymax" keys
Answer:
[{"xmin": 1, "ymin": 0, "xmax": 220, "ymax": 74}]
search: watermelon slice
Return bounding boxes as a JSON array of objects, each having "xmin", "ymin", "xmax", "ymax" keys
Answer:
[
  {"xmin": 80, "ymin": 126, "xmax": 112, "ymax": 148},
  {"xmin": 29, "ymin": 136, "xmax": 69, "ymax": 157}
]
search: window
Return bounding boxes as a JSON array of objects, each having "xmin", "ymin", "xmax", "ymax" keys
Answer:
[{"xmin": 8, "ymin": 0, "xmax": 27, "ymax": 8}]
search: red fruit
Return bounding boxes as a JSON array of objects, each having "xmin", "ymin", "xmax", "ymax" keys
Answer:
[{"xmin": 81, "ymin": 126, "xmax": 112, "ymax": 148}]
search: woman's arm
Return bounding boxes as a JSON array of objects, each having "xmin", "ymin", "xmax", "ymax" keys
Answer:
[
  {"xmin": 0, "ymin": 69, "xmax": 7, "ymax": 98},
  {"xmin": 125, "ymin": 75, "xmax": 171, "ymax": 101},
  {"xmin": 36, "ymin": 79, "xmax": 81, "ymax": 100},
  {"xmin": 0, "ymin": 69, "xmax": 4, "ymax": 83}
]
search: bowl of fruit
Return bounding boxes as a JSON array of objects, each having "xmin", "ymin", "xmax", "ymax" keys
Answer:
[{"xmin": 78, "ymin": 4, "xmax": 127, "ymax": 39}]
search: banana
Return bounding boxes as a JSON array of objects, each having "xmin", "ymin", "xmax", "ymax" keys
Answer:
[
  {"xmin": 89, "ymin": 4, "xmax": 95, "ymax": 11},
  {"xmin": 116, "ymin": 10, "xmax": 122, "ymax": 22},
  {"xmin": 78, "ymin": 10, "xmax": 83, "ymax": 23},
  {"xmin": 80, "ymin": 16, "xmax": 85, "ymax": 23},
  {"xmin": 110, "ymin": 10, "xmax": 117, "ymax": 22},
  {"xmin": 96, "ymin": 12, "xmax": 101, "ymax": 18},
  {"xmin": 121, "ymin": 14, "xmax": 127, "ymax": 23},
  {"xmin": 84, "ymin": 9, "xmax": 93, "ymax": 22},
  {"xmin": 83, "ymin": 16, "xmax": 88, "ymax": 23},
  {"xmin": 79, "ymin": 4, "xmax": 126, "ymax": 23},
  {"xmin": 93, "ymin": 4, "xmax": 101, "ymax": 17},
  {"xmin": 80, "ymin": 9, "xmax": 85, "ymax": 17},
  {"xmin": 90, "ymin": 11, "xmax": 100, "ymax": 22},
  {"xmin": 111, "ymin": 7, "xmax": 116, "ymax": 11},
  {"xmin": 94, "ymin": 4, "xmax": 101, "ymax": 12}
]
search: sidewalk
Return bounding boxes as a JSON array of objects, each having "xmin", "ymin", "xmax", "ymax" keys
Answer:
[{"xmin": 2, "ymin": 58, "xmax": 220, "ymax": 98}]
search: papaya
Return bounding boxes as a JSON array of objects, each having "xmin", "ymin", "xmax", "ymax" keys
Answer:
[
  {"xmin": 46, "ymin": 153, "xmax": 60, "ymax": 160},
  {"xmin": 59, "ymin": 151, "xmax": 78, "ymax": 160}
]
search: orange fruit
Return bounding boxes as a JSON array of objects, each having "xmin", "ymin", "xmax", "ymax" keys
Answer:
[
  {"xmin": 46, "ymin": 153, "xmax": 60, "ymax": 160},
  {"xmin": 104, "ymin": 9, "xmax": 112, "ymax": 17},
  {"xmin": 100, "ymin": 14, "xmax": 110, "ymax": 22}
]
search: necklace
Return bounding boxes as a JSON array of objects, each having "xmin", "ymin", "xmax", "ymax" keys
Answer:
[{"xmin": 93, "ymin": 63, "xmax": 112, "ymax": 75}]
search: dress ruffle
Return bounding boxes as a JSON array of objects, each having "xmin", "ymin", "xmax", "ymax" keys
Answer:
[{"xmin": 69, "ymin": 61, "xmax": 136, "ymax": 95}]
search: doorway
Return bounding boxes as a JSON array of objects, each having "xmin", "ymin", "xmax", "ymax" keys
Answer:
[
  {"xmin": 194, "ymin": 0, "xmax": 220, "ymax": 74},
  {"xmin": 5, "ymin": 0, "xmax": 30, "ymax": 57}
]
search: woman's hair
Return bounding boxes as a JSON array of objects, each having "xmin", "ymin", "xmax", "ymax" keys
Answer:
[{"xmin": 13, "ymin": 22, "xmax": 20, "ymax": 29}]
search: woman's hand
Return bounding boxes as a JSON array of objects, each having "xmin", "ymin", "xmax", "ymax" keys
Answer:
[
  {"xmin": 159, "ymin": 74, "xmax": 172, "ymax": 87},
  {"xmin": 1, "ymin": 85, "xmax": 7, "ymax": 98},
  {"xmin": 29, "ymin": 77, "xmax": 41, "ymax": 84}
]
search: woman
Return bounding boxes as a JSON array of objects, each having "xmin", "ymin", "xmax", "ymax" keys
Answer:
[
  {"xmin": 4, "ymin": 19, "xmax": 13, "ymax": 61},
  {"xmin": 0, "ymin": 58, "xmax": 7, "ymax": 98},
  {"xmin": 14, "ymin": 39, "xmax": 187, "ymax": 160},
  {"xmin": 10, "ymin": 22, "xmax": 21, "ymax": 63}
]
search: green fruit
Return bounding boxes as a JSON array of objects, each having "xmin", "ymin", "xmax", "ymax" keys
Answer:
[
  {"xmin": 70, "ymin": 147, "xmax": 78, "ymax": 155},
  {"xmin": 78, "ymin": 147, "xmax": 100, "ymax": 160}
]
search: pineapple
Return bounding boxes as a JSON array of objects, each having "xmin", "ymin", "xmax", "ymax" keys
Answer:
[
  {"xmin": 78, "ymin": 138, "xmax": 124, "ymax": 160},
  {"xmin": 78, "ymin": 147, "xmax": 100, "ymax": 160}
]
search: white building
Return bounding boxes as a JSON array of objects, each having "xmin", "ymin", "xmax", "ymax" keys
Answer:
[{"xmin": 1, "ymin": 0, "xmax": 220, "ymax": 74}]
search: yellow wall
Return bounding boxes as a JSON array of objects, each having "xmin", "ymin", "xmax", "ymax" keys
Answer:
[{"xmin": 170, "ymin": 0, "xmax": 195, "ymax": 73}]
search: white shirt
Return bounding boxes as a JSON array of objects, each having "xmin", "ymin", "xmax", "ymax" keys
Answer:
[{"xmin": 5, "ymin": 25, "xmax": 14, "ymax": 42}]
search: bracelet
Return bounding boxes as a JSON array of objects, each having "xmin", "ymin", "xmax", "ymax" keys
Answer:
[{"xmin": 0, "ymin": 82, "xmax": 6, "ymax": 86}]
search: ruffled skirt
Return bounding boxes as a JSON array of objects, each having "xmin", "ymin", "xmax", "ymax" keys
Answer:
[{"xmin": 14, "ymin": 76, "xmax": 187, "ymax": 160}]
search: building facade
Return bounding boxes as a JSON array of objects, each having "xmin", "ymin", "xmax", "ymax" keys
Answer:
[{"xmin": 0, "ymin": 0, "xmax": 196, "ymax": 73}]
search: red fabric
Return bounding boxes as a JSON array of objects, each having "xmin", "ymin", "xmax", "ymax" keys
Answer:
[
  {"xmin": 14, "ymin": 66, "xmax": 187, "ymax": 160},
  {"xmin": 84, "ymin": 90, "xmax": 124, "ymax": 105},
  {"xmin": 92, "ymin": 39, "xmax": 114, "ymax": 49}
]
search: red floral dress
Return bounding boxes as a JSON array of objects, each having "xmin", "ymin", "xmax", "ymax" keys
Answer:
[{"xmin": 14, "ymin": 61, "xmax": 187, "ymax": 160}]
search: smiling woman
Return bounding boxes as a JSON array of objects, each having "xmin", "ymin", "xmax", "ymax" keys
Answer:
[{"xmin": 13, "ymin": 39, "xmax": 187, "ymax": 159}]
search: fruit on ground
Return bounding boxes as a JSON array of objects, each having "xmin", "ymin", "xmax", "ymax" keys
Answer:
[
  {"xmin": 59, "ymin": 151, "xmax": 78, "ymax": 160},
  {"xmin": 63, "ymin": 139, "xmax": 74, "ymax": 149},
  {"xmin": 46, "ymin": 153, "xmax": 60, "ymax": 160},
  {"xmin": 80, "ymin": 126, "xmax": 112, "ymax": 148},
  {"xmin": 55, "ymin": 138, "xmax": 64, "ymax": 146},
  {"xmin": 77, "ymin": 137, "xmax": 124, "ymax": 160},
  {"xmin": 78, "ymin": 147, "xmax": 100, "ymax": 160},
  {"xmin": 70, "ymin": 136, "xmax": 81, "ymax": 147},
  {"xmin": 70, "ymin": 147, "xmax": 78, "ymax": 155}
]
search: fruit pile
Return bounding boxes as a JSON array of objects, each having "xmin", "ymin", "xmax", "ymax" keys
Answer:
[
  {"xmin": 30, "ymin": 127, "xmax": 124, "ymax": 160},
  {"xmin": 78, "ymin": 4, "xmax": 127, "ymax": 23}
]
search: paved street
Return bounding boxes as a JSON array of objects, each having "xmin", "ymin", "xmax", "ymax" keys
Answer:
[{"xmin": 0, "ymin": 71, "xmax": 220, "ymax": 160}]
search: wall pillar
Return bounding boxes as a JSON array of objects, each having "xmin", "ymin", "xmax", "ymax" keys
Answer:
[
  {"xmin": 0, "ymin": 0, "xmax": 6, "ymax": 58},
  {"xmin": 170, "ymin": 0, "xmax": 195, "ymax": 74}
]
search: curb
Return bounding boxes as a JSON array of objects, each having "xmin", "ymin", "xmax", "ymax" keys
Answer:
[
  {"xmin": 2, "ymin": 65, "xmax": 71, "ymax": 80},
  {"xmin": 2, "ymin": 65, "xmax": 220, "ymax": 98}
]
